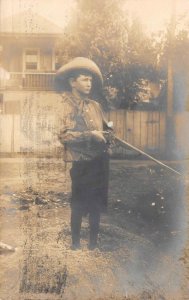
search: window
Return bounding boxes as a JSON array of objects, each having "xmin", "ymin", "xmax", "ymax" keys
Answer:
[{"xmin": 24, "ymin": 49, "xmax": 39, "ymax": 71}]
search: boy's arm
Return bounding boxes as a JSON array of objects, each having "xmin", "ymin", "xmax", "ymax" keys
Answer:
[{"xmin": 58, "ymin": 103, "xmax": 107, "ymax": 154}]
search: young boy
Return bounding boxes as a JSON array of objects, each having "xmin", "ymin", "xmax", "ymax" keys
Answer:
[{"xmin": 55, "ymin": 57, "xmax": 111, "ymax": 250}]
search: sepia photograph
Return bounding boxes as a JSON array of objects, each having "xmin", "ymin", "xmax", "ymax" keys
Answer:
[{"xmin": 0, "ymin": 0, "xmax": 189, "ymax": 299}]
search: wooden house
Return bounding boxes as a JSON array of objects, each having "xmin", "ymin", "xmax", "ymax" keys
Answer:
[
  {"xmin": 0, "ymin": 11, "xmax": 63, "ymax": 114},
  {"xmin": 0, "ymin": 11, "xmax": 64, "ymax": 153}
]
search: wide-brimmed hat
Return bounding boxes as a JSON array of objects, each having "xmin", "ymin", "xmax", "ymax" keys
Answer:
[{"xmin": 54, "ymin": 57, "xmax": 103, "ymax": 92}]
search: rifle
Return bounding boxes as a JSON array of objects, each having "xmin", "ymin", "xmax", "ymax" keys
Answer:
[
  {"xmin": 56, "ymin": 126, "xmax": 182, "ymax": 176},
  {"xmin": 104, "ymin": 129, "xmax": 182, "ymax": 177}
]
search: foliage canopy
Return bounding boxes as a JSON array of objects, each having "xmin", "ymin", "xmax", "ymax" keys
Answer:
[{"xmin": 56, "ymin": 0, "xmax": 189, "ymax": 110}]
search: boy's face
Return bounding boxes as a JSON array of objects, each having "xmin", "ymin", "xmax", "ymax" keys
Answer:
[{"xmin": 70, "ymin": 74, "xmax": 93, "ymax": 96}]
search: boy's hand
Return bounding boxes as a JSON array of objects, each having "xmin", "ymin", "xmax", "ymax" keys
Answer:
[
  {"xmin": 91, "ymin": 130, "xmax": 107, "ymax": 144},
  {"xmin": 102, "ymin": 131, "xmax": 115, "ymax": 146}
]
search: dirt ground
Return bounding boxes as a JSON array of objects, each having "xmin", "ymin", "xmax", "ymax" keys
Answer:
[{"xmin": 0, "ymin": 157, "xmax": 188, "ymax": 300}]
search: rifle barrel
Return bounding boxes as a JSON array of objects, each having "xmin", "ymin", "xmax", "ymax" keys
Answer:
[{"xmin": 114, "ymin": 136, "xmax": 182, "ymax": 176}]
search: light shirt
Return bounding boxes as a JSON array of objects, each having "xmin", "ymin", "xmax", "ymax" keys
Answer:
[{"xmin": 57, "ymin": 92, "xmax": 110, "ymax": 161}]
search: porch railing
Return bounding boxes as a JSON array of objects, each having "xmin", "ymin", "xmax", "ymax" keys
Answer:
[{"xmin": 0, "ymin": 72, "xmax": 56, "ymax": 91}]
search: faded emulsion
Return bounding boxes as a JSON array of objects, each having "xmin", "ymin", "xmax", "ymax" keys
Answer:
[{"xmin": 0, "ymin": 1, "xmax": 189, "ymax": 300}]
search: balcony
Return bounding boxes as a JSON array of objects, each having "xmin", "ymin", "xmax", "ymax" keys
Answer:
[{"xmin": 0, "ymin": 72, "xmax": 56, "ymax": 91}]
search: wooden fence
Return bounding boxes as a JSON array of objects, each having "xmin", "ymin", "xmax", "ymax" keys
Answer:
[
  {"xmin": 0, "ymin": 110, "xmax": 189, "ymax": 158},
  {"xmin": 107, "ymin": 110, "xmax": 166, "ymax": 157}
]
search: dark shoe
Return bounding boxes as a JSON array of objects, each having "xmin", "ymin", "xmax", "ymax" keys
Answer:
[
  {"xmin": 88, "ymin": 242, "xmax": 98, "ymax": 250},
  {"xmin": 71, "ymin": 243, "xmax": 81, "ymax": 250}
]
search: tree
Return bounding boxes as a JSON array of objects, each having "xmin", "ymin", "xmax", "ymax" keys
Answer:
[{"xmin": 56, "ymin": 0, "xmax": 165, "ymax": 109}]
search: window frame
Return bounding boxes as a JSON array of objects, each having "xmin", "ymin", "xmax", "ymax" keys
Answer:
[{"xmin": 23, "ymin": 48, "xmax": 40, "ymax": 72}]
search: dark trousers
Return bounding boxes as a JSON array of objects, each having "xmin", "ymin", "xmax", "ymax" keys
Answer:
[
  {"xmin": 71, "ymin": 206, "xmax": 100, "ymax": 246},
  {"xmin": 70, "ymin": 154, "xmax": 109, "ymax": 246}
]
